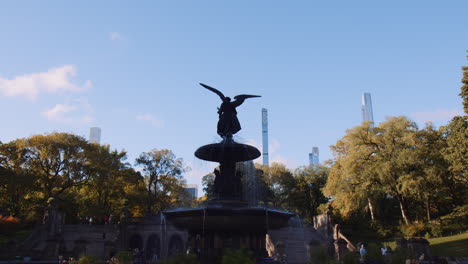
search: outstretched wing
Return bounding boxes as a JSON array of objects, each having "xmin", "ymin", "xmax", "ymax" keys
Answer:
[
  {"xmin": 200, "ymin": 83, "xmax": 225, "ymax": 101},
  {"xmin": 233, "ymin": 94, "xmax": 261, "ymax": 106}
]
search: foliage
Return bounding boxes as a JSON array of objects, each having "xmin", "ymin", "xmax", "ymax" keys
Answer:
[
  {"xmin": 460, "ymin": 65, "xmax": 468, "ymax": 114},
  {"xmin": 365, "ymin": 243, "xmax": 384, "ymax": 263},
  {"xmin": 0, "ymin": 216, "xmax": 21, "ymax": 235},
  {"xmin": 201, "ymin": 172, "xmax": 216, "ymax": 199},
  {"xmin": 114, "ymin": 250, "xmax": 132, "ymax": 264},
  {"xmin": 342, "ymin": 251, "xmax": 359, "ymax": 264},
  {"xmin": 369, "ymin": 221, "xmax": 393, "ymax": 240},
  {"xmin": 390, "ymin": 248, "xmax": 410, "ymax": 264},
  {"xmin": 221, "ymin": 249, "xmax": 255, "ymax": 264},
  {"xmin": 78, "ymin": 255, "xmax": 100, "ymax": 264},
  {"xmin": 135, "ymin": 149, "xmax": 190, "ymax": 214},
  {"xmin": 309, "ymin": 247, "xmax": 337, "ymax": 264},
  {"xmin": 158, "ymin": 253, "xmax": 199, "ymax": 264},
  {"xmin": 399, "ymin": 222, "xmax": 429, "ymax": 238}
]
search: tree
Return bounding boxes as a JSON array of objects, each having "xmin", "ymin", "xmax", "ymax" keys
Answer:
[
  {"xmin": 460, "ymin": 62, "xmax": 468, "ymax": 114},
  {"xmin": 77, "ymin": 144, "xmax": 141, "ymax": 219},
  {"xmin": 255, "ymin": 162, "xmax": 295, "ymax": 208},
  {"xmin": 0, "ymin": 141, "xmax": 35, "ymax": 217},
  {"xmin": 135, "ymin": 149, "xmax": 189, "ymax": 214},
  {"xmin": 325, "ymin": 117, "xmax": 424, "ymax": 225},
  {"xmin": 18, "ymin": 133, "xmax": 90, "ymax": 204},
  {"xmin": 290, "ymin": 165, "xmax": 329, "ymax": 224}
]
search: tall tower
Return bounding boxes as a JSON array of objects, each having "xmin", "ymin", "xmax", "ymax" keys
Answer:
[
  {"xmin": 89, "ymin": 127, "xmax": 101, "ymax": 144},
  {"xmin": 261, "ymin": 108, "xmax": 269, "ymax": 166},
  {"xmin": 308, "ymin": 147, "xmax": 319, "ymax": 167},
  {"xmin": 361, "ymin": 93, "xmax": 374, "ymax": 124}
]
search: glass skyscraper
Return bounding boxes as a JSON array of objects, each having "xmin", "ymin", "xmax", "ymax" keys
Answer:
[
  {"xmin": 361, "ymin": 93, "xmax": 374, "ymax": 124},
  {"xmin": 309, "ymin": 147, "xmax": 319, "ymax": 167}
]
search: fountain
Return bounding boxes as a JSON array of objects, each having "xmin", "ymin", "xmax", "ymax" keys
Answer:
[{"xmin": 164, "ymin": 84, "xmax": 294, "ymax": 263}]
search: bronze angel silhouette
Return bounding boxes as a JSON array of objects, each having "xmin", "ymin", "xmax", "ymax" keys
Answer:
[{"xmin": 200, "ymin": 83, "xmax": 260, "ymax": 138}]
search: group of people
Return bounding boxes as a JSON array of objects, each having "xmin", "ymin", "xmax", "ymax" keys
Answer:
[{"xmin": 79, "ymin": 215, "xmax": 113, "ymax": 225}]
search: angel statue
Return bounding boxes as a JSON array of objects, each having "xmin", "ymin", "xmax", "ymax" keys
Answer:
[{"xmin": 200, "ymin": 83, "xmax": 260, "ymax": 139}]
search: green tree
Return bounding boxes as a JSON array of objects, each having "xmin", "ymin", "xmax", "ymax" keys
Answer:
[
  {"xmin": 77, "ymin": 144, "xmax": 141, "ymax": 218},
  {"xmin": 0, "ymin": 141, "xmax": 35, "ymax": 217},
  {"xmin": 135, "ymin": 149, "xmax": 189, "ymax": 214},
  {"xmin": 290, "ymin": 165, "xmax": 329, "ymax": 223},
  {"xmin": 325, "ymin": 117, "xmax": 423, "ymax": 224},
  {"xmin": 18, "ymin": 133, "xmax": 91, "ymax": 205},
  {"xmin": 460, "ymin": 63, "xmax": 468, "ymax": 114},
  {"xmin": 255, "ymin": 162, "xmax": 295, "ymax": 208}
]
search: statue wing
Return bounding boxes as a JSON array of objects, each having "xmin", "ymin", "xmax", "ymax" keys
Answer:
[
  {"xmin": 200, "ymin": 83, "xmax": 225, "ymax": 101},
  {"xmin": 233, "ymin": 94, "xmax": 261, "ymax": 106}
]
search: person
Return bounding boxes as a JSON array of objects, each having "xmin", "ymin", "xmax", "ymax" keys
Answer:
[
  {"xmin": 381, "ymin": 247, "xmax": 387, "ymax": 256},
  {"xmin": 360, "ymin": 244, "xmax": 367, "ymax": 261}
]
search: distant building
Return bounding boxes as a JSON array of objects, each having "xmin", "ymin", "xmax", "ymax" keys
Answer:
[
  {"xmin": 361, "ymin": 93, "xmax": 374, "ymax": 125},
  {"xmin": 262, "ymin": 108, "xmax": 269, "ymax": 166},
  {"xmin": 89, "ymin": 127, "xmax": 101, "ymax": 144},
  {"xmin": 184, "ymin": 184, "xmax": 198, "ymax": 199},
  {"xmin": 309, "ymin": 147, "xmax": 319, "ymax": 167}
]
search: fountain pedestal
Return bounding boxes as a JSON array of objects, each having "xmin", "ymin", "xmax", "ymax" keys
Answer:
[{"xmin": 164, "ymin": 137, "xmax": 294, "ymax": 263}]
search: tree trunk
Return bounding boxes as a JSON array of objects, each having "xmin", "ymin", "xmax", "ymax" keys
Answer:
[
  {"xmin": 397, "ymin": 195, "xmax": 411, "ymax": 225},
  {"xmin": 368, "ymin": 198, "xmax": 376, "ymax": 221},
  {"xmin": 426, "ymin": 197, "xmax": 431, "ymax": 221}
]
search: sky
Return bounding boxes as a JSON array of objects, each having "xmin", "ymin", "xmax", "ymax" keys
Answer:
[{"xmin": 0, "ymin": 1, "xmax": 467, "ymax": 196}]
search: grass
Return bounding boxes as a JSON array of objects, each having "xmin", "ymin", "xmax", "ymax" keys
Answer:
[{"xmin": 428, "ymin": 232, "xmax": 468, "ymax": 257}]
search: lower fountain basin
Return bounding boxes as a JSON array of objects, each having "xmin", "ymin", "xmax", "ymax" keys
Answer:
[{"xmin": 164, "ymin": 206, "xmax": 294, "ymax": 231}]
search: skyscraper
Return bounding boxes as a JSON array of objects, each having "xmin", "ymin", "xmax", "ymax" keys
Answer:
[
  {"xmin": 361, "ymin": 93, "xmax": 374, "ymax": 124},
  {"xmin": 261, "ymin": 108, "xmax": 269, "ymax": 166},
  {"xmin": 308, "ymin": 147, "xmax": 319, "ymax": 167},
  {"xmin": 89, "ymin": 127, "xmax": 101, "ymax": 144},
  {"xmin": 184, "ymin": 184, "xmax": 198, "ymax": 200}
]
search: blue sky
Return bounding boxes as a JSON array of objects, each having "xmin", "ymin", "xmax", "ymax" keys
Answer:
[{"xmin": 1, "ymin": 1, "xmax": 467, "ymax": 196}]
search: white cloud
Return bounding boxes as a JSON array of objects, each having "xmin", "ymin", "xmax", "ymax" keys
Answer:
[
  {"xmin": 136, "ymin": 114, "xmax": 164, "ymax": 127},
  {"xmin": 109, "ymin": 32, "xmax": 122, "ymax": 41},
  {"xmin": 42, "ymin": 98, "xmax": 94, "ymax": 125},
  {"xmin": 410, "ymin": 109, "xmax": 462, "ymax": 123},
  {"xmin": 0, "ymin": 65, "xmax": 91, "ymax": 101}
]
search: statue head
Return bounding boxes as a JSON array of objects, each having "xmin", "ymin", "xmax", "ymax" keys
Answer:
[{"xmin": 225, "ymin": 97, "xmax": 231, "ymax": 102}]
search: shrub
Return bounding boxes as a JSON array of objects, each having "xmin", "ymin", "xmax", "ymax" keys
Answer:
[
  {"xmin": 0, "ymin": 215, "xmax": 22, "ymax": 235},
  {"xmin": 400, "ymin": 222, "xmax": 428, "ymax": 238},
  {"xmin": 309, "ymin": 247, "xmax": 337, "ymax": 264},
  {"xmin": 221, "ymin": 249, "xmax": 255, "ymax": 264},
  {"xmin": 390, "ymin": 248, "xmax": 410, "ymax": 264},
  {"xmin": 158, "ymin": 253, "xmax": 199, "ymax": 264},
  {"xmin": 370, "ymin": 221, "xmax": 393, "ymax": 239},
  {"xmin": 342, "ymin": 251, "xmax": 359, "ymax": 264},
  {"xmin": 366, "ymin": 243, "xmax": 383, "ymax": 263},
  {"xmin": 78, "ymin": 255, "xmax": 100, "ymax": 264},
  {"xmin": 114, "ymin": 250, "xmax": 132, "ymax": 264}
]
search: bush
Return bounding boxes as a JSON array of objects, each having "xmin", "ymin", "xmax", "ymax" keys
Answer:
[
  {"xmin": 78, "ymin": 255, "xmax": 100, "ymax": 264},
  {"xmin": 342, "ymin": 251, "xmax": 359, "ymax": 264},
  {"xmin": 309, "ymin": 247, "xmax": 337, "ymax": 264},
  {"xmin": 221, "ymin": 249, "xmax": 255, "ymax": 264},
  {"xmin": 400, "ymin": 222, "xmax": 428, "ymax": 238},
  {"xmin": 370, "ymin": 221, "xmax": 393, "ymax": 240},
  {"xmin": 158, "ymin": 253, "xmax": 199, "ymax": 264},
  {"xmin": 390, "ymin": 248, "xmax": 410, "ymax": 264},
  {"xmin": 366, "ymin": 243, "xmax": 383, "ymax": 263},
  {"xmin": 114, "ymin": 250, "xmax": 132, "ymax": 264},
  {"xmin": 0, "ymin": 215, "xmax": 22, "ymax": 235}
]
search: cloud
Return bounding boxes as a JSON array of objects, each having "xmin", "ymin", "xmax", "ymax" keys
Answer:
[
  {"xmin": 136, "ymin": 114, "xmax": 164, "ymax": 127},
  {"xmin": 42, "ymin": 98, "xmax": 94, "ymax": 125},
  {"xmin": 0, "ymin": 65, "xmax": 91, "ymax": 101},
  {"xmin": 410, "ymin": 109, "xmax": 462, "ymax": 123},
  {"xmin": 109, "ymin": 32, "xmax": 122, "ymax": 41}
]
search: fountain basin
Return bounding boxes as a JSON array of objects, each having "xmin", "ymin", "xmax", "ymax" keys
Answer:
[{"xmin": 195, "ymin": 141, "xmax": 261, "ymax": 162}]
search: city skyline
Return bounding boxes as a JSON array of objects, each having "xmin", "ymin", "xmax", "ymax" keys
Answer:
[{"xmin": 0, "ymin": 1, "xmax": 466, "ymax": 195}]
